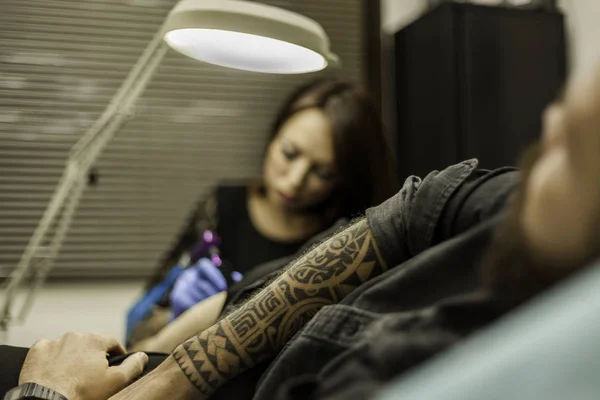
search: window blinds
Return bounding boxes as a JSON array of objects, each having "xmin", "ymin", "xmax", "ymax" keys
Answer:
[{"xmin": 0, "ymin": 0, "xmax": 365, "ymax": 278}]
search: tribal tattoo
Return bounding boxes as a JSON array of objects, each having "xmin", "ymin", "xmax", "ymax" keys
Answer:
[{"xmin": 172, "ymin": 218, "xmax": 387, "ymax": 396}]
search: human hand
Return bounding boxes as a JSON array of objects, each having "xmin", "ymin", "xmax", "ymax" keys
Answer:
[
  {"xmin": 170, "ymin": 258, "xmax": 227, "ymax": 319},
  {"xmin": 107, "ymin": 354, "xmax": 199, "ymax": 400},
  {"xmin": 19, "ymin": 332, "xmax": 148, "ymax": 400}
]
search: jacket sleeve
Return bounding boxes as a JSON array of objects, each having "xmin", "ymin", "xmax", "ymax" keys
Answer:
[
  {"xmin": 366, "ymin": 160, "xmax": 480, "ymax": 269},
  {"xmin": 366, "ymin": 160, "xmax": 518, "ymax": 270}
]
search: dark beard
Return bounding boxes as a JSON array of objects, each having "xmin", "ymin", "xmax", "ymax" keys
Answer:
[{"xmin": 480, "ymin": 144, "xmax": 600, "ymax": 309}]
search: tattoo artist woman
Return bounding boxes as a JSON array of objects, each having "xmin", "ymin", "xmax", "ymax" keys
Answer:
[{"xmin": 126, "ymin": 79, "xmax": 398, "ymax": 351}]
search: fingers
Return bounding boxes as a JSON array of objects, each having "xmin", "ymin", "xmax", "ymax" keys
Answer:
[
  {"xmin": 108, "ymin": 352, "xmax": 149, "ymax": 388},
  {"xmin": 59, "ymin": 332, "xmax": 127, "ymax": 356},
  {"xmin": 190, "ymin": 280, "xmax": 211, "ymax": 300},
  {"xmin": 197, "ymin": 280, "xmax": 221, "ymax": 298},
  {"xmin": 197, "ymin": 258, "xmax": 215, "ymax": 269},
  {"xmin": 93, "ymin": 333, "xmax": 127, "ymax": 356},
  {"xmin": 198, "ymin": 261, "xmax": 227, "ymax": 290},
  {"xmin": 31, "ymin": 338, "xmax": 51, "ymax": 349}
]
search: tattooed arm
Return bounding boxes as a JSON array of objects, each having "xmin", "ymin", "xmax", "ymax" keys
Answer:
[{"xmin": 111, "ymin": 218, "xmax": 386, "ymax": 400}]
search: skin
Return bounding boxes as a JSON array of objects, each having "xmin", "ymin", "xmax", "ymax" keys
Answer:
[
  {"xmin": 23, "ymin": 65, "xmax": 600, "ymax": 400},
  {"xmin": 131, "ymin": 107, "xmax": 339, "ymax": 351},
  {"xmin": 250, "ymin": 108, "xmax": 339, "ymax": 242},
  {"xmin": 130, "ymin": 292, "xmax": 227, "ymax": 354},
  {"xmin": 113, "ymin": 218, "xmax": 385, "ymax": 399},
  {"xmin": 112, "ymin": 65, "xmax": 600, "ymax": 400},
  {"xmin": 520, "ymin": 66, "xmax": 600, "ymax": 269},
  {"xmin": 19, "ymin": 332, "xmax": 148, "ymax": 400},
  {"xmin": 263, "ymin": 107, "xmax": 338, "ymax": 211},
  {"xmin": 480, "ymin": 67, "xmax": 600, "ymax": 307}
]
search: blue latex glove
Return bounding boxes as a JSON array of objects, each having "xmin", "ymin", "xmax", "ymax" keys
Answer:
[
  {"xmin": 126, "ymin": 264, "xmax": 184, "ymax": 342},
  {"xmin": 169, "ymin": 258, "xmax": 228, "ymax": 319}
]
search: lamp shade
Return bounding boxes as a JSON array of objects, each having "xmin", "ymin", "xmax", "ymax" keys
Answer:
[{"xmin": 163, "ymin": 0, "xmax": 339, "ymax": 74}]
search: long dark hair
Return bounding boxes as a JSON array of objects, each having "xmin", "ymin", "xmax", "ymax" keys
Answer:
[
  {"xmin": 265, "ymin": 78, "xmax": 398, "ymax": 222},
  {"xmin": 147, "ymin": 80, "xmax": 398, "ymax": 289}
]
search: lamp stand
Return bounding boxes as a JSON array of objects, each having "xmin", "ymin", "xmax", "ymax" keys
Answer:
[{"xmin": 0, "ymin": 20, "xmax": 171, "ymax": 342}]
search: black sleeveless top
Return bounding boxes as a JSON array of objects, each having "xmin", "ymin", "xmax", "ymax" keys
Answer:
[
  {"xmin": 149, "ymin": 185, "xmax": 306, "ymax": 290},
  {"xmin": 216, "ymin": 185, "xmax": 305, "ymax": 276}
]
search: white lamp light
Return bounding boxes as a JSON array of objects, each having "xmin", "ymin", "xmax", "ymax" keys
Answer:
[
  {"xmin": 0, "ymin": 0, "xmax": 338, "ymax": 342},
  {"xmin": 164, "ymin": 0, "xmax": 338, "ymax": 73}
]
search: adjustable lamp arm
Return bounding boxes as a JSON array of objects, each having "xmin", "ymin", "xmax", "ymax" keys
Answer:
[
  {"xmin": 0, "ymin": 20, "xmax": 170, "ymax": 339},
  {"xmin": 0, "ymin": 0, "xmax": 338, "ymax": 343}
]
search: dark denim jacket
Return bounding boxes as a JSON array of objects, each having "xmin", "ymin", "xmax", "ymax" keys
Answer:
[
  {"xmin": 255, "ymin": 219, "xmax": 504, "ymax": 400},
  {"xmin": 214, "ymin": 160, "xmax": 518, "ymax": 400}
]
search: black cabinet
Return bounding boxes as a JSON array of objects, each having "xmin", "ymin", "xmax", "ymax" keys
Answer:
[{"xmin": 393, "ymin": 3, "xmax": 566, "ymax": 179}]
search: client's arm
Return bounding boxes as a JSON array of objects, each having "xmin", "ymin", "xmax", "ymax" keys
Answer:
[
  {"xmin": 131, "ymin": 292, "xmax": 227, "ymax": 354},
  {"xmin": 112, "ymin": 217, "xmax": 386, "ymax": 399}
]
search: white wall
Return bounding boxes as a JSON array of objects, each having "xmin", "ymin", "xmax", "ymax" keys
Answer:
[
  {"xmin": 2, "ymin": 281, "xmax": 144, "ymax": 347},
  {"xmin": 381, "ymin": 0, "xmax": 427, "ymax": 34},
  {"xmin": 558, "ymin": 0, "xmax": 600, "ymax": 76},
  {"xmin": 381, "ymin": 0, "xmax": 600, "ymax": 75}
]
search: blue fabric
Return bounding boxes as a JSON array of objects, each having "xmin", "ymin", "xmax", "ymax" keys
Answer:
[
  {"xmin": 125, "ymin": 265, "xmax": 184, "ymax": 341},
  {"xmin": 376, "ymin": 262, "xmax": 600, "ymax": 400}
]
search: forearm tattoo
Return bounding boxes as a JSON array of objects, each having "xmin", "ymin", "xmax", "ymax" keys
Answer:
[{"xmin": 172, "ymin": 218, "xmax": 386, "ymax": 396}]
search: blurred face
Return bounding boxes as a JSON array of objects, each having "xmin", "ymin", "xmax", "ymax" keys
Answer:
[
  {"xmin": 263, "ymin": 108, "xmax": 339, "ymax": 211},
  {"xmin": 521, "ymin": 68, "xmax": 600, "ymax": 269},
  {"xmin": 482, "ymin": 66, "xmax": 600, "ymax": 305}
]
